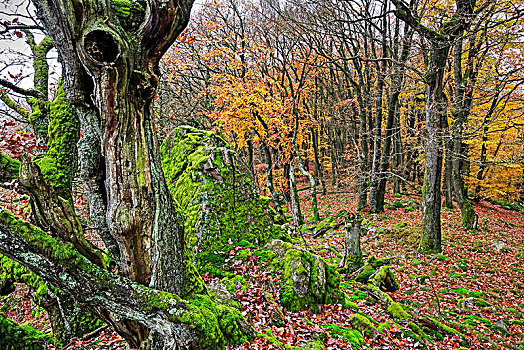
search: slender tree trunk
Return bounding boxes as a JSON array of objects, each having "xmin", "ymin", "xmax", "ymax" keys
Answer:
[
  {"xmin": 374, "ymin": 27, "xmax": 413, "ymax": 211},
  {"xmin": 294, "ymin": 146, "xmax": 319, "ymax": 222},
  {"xmin": 289, "ymin": 162, "xmax": 304, "ymax": 226},
  {"xmin": 368, "ymin": 68, "xmax": 386, "ymax": 212},
  {"xmin": 392, "ymin": 109, "xmax": 403, "ymax": 194},
  {"xmin": 443, "ymin": 122, "xmax": 454, "ymax": 209},
  {"xmin": 312, "ymin": 130, "xmax": 327, "ymax": 195},
  {"xmin": 263, "ymin": 143, "xmax": 284, "ymax": 221},
  {"xmin": 451, "ymin": 37, "xmax": 476, "ymax": 226},
  {"xmin": 357, "ymin": 109, "xmax": 369, "ymax": 211},
  {"xmin": 419, "ymin": 43, "xmax": 449, "ymax": 254}
]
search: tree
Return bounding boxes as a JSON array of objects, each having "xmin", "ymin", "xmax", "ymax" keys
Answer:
[
  {"xmin": 392, "ymin": 0, "xmax": 486, "ymax": 253},
  {"xmin": 0, "ymin": 0, "xmax": 251, "ymax": 348}
]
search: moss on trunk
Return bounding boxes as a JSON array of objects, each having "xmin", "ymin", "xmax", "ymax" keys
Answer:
[
  {"xmin": 0, "ymin": 153, "xmax": 20, "ymax": 182},
  {"xmin": 34, "ymin": 82, "xmax": 79, "ymax": 196}
]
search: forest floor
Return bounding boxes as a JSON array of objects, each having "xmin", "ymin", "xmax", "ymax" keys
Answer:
[{"xmin": 1, "ymin": 187, "xmax": 524, "ymax": 349}]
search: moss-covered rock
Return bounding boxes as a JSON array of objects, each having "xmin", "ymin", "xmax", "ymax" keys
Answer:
[
  {"xmin": 387, "ymin": 302, "xmax": 411, "ymax": 322},
  {"xmin": 349, "ymin": 313, "xmax": 377, "ymax": 338},
  {"xmin": 300, "ymin": 339, "xmax": 327, "ymax": 350},
  {"xmin": 280, "ymin": 247, "xmax": 344, "ymax": 313},
  {"xmin": 369, "ymin": 265, "xmax": 399, "ymax": 292},
  {"xmin": 323, "ymin": 323, "xmax": 365, "ymax": 348},
  {"xmin": 458, "ymin": 297, "xmax": 491, "ymax": 310},
  {"xmin": 260, "ymin": 239, "xmax": 344, "ymax": 313},
  {"xmin": 367, "ymin": 255, "xmax": 392, "ymax": 269},
  {"xmin": 354, "ymin": 265, "xmax": 376, "ymax": 283},
  {"xmin": 161, "ymin": 127, "xmax": 286, "ymax": 270}
]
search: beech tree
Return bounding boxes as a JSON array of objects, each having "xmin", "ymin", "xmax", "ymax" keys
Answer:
[
  {"xmin": 0, "ymin": 0, "xmax": 252, "ymax": 348},
  {"xmin": 392, "ymin": 0, "xmax": 486, "ymax": 253}
]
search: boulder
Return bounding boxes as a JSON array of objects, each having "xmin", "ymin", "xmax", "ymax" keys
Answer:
[
  {"xmin": 208, "ymin": 282, "xmax": 233, "ymax": 304},
  {"xmin": 263, "ymin": 239, "xmax": 344, "ymax": 313},
  {"xmin": 161, "ymin": 127, "xmax": 285, "ymax": 266},
  {"xmin": 369, "ymin": 265, "xmax": 400, "ymax": 292}
]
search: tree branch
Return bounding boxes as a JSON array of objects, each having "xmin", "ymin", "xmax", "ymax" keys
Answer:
[
  {"xmin": 0, "ymin": 93, "xmax": 29, "ymax": 119},
  {"xmin": 390, "ymin": 0, "xmax": 442, "ymax": 40},
  {"xmin": 0, "ymin": 78, "xmax": 46, "ymax": 99},
  {"xmin": 0, "ymin": 208, "xmax": 200, "ymax": 348},
  {"xmin": 0, "ymin": 24, "xmax": 43, "ymax": 35}
]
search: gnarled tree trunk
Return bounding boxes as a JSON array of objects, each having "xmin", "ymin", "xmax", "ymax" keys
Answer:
[{"xmin": 0, "ymin": 0, "xmax": 252, "ymax": 348}]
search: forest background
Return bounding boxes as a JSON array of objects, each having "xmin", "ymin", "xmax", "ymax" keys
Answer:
[{"xmin": 0, "ymin": 0, "xmax": 524, "ymax": 349}]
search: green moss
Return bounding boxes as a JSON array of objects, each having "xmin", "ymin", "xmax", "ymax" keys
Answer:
[
  {"xmin": 434, "ymin": 254, "xmax": 449, "ymax": 261},
  {"xmin": 458, "ymin": 296, "xmax": 490, "ymax": 309},
  {"xmin": 27, "ymin": 98, "xmax": 49, "ymax": 140},
  {"xmin": 473, "ymin": 298, "xmax": 490, "ymax": 307},
  {"xmin": 341, "ymin": 295, "xmax": 360, "ymax": 311},
  {"xmin": 0, "ymin": 314, "xmax": 51, "ymax": 349},
  {"xmin": 279, "ymin": 248, "xmax": 343, "ymax": 313},
  {"xmin": 426, "ymin": 317, "xmax": 467, "ymax": 345},
  {"xmin": 367, "ymin": 256, "xmax": 391, "ymax": 269},
  {"xmin": 238, "ymin": 240, "xmax": 256, "ymax": 248},
  {"xmin": 393, "ymin": 200, "xmax": 405, "ymax": 208},
  {"xmin": 234, "ymin": 248, "xmax": 251, "ymax": 261},
  {"xmin": 253, "ymin": 248, "xmax": 278, "ymax": 263},
  {"xmin": 349, "ymin": 313, "xmax": 377, "ymax": 338},
  {"xmin": 31, "ymin": 36, "xmax": 53, "ymax": 96},
  {"xmin": 369, "ymin": 265, "xmax": 399, "ymax": 292},
  {"xmin": 34, "ymin": 82, "xmax": 79, "ymax": 195},
  {"xmin": 220, "ymin": 275, "xmax": 250, "ymax": 294},
  {"xmin": 258, "ymin": 328, "xmax": 283, "ymax": 347},
  {"xmin": 377, "ymin": 321, "xmax": 393, "ymax": 333},
  {"xmin": 111, "ymin": 0, "xmax": 145, "ymax": 19},
  {"xmin": 387, "ymin": 302, "xmax": 411, "ymax": 322},
  {"xmin": 400, "ymin": 323, "xmax": 429, "ymax": 349},
  {"xmin": 300, "ymin": 339, "xmax": 326, "ymax": 350},
  {"xmin": 460, "ymin": 199, "xmax": 476, "ymax": 228},
  {"xmin": 323, "ymin": 323, "xmax": 365, "ymax": 347},
  {"xmin": 136, "ymin": 287, "xmax": 252, "ymax": 348},
  {"xmin": 0, "ymin": 153, "xmax": 20, "ymax": 181},
  {"xmin": 354, "ymin": 265, "xmax": 376, "ymax": 283},
  {"xmin": 161, "ymin": 127, "xmax": 285, "ymax": 273}
]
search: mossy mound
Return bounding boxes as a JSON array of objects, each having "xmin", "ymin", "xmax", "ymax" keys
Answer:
[
  {"xmin": 349, "ymin": 313, "xmax": 378, "ymax": 337},
  {"xmin": 0, "ymin": 314, "xmax": 51, "ymax": 349},
  {"xmin": 322, "ymin": 324, "xmax": 365, "ymax": 348},
  {"xmin": 161, "ymin": 126, "xmax": 286, "ymax": 270},
  {"xmin": 261, "ymin": 239, "xmax": 344, "ymax": 313}
]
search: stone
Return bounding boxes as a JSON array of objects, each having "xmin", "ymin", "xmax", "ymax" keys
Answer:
[
  {"xmin": 494, "ymin": 320, "xmax": 508, "ymax": 332},
  {"xmin": 208, "ymin": 282, "xmax": 233, "ymax": 304},
  {"xmin": 262, "ymin": 240, "xmax": 344, "ymax": 313},
  {"xmin": 491, "ymin": 240, "xmax": 511, "ymax": 253},
  {"xmin": 369, "ymin": 265, "xmax": 400, "ymax": 292},
  {"xmin": 160, "ymin": 127, "xmax": 286, "ymax": 268}
]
